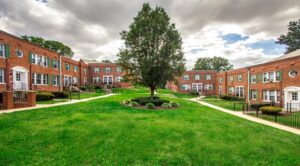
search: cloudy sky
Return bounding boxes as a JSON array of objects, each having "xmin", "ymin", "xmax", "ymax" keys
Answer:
[{"xmin": 0, "ymin": 0, "xmax": 299, "ymax": 69}]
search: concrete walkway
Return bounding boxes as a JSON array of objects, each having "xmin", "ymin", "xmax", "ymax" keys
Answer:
[
  {"xmin": 189, "ymin": 98, "xmax": 300, "ymax": 136},
  {"xmin": 0, "ymin": 93, "xmax": 116, "ymax": 115}
]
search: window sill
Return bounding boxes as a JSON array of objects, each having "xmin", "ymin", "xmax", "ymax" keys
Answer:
[{"xmin": 0, "ymin": 83, "xmax": 7, "ymax": 84}]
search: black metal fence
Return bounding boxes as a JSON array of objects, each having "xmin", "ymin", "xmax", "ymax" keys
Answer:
[
  {"xmin": 69, "ymin": 91, "xmax": 80, "ymax": 100},
  {"xmin": 243, "ymin": 103, "xmax": 300, "ymax": 129},
  {"xmin": 13, "ymin": 91, "xmax": 28, "ymax": 103}
]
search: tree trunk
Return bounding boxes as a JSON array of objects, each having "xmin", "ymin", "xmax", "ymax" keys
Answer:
[{"xmin": 150, "ymin": 86, "xmax": 155, "ymax": 99}]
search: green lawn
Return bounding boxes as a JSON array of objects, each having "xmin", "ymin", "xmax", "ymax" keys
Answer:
[
  {"xmin": 1, "ymin": 88, "xmax": 300, "ymax": 165},
  {"xmin": 37, "ymin": 99, "xmax": 69, "ymax": 105},
  {"xmin": 202, "ymin": 98, "xmax": 245, "ymax": 111},
  {"xmin": 37, "ymin": 92, "xmax": 105, "ymax": 104}
]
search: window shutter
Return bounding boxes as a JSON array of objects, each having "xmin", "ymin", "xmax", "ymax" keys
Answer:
[
  {"xmin": 257, "ymin": 90, "xmax": 259, "ymax": 100},
  {"xmin": 57, "ymin": 75, "xmax": 60, "ymax": 85},
  {"xmin": 47, "ymin": 57, "xmax": 51, "ymax": 67},
  {"xmin": 260, "ymin": 73, "xmax": 263, "ymax": 82},
  {"xmin": 249, "ymin": 90, "xmax": 252, "ymax": 100},
  {"xmin": 241, "ymin": 74, "xmax": 243, "ymax": 81},
  {"xmin": 256, "ymin": 73, "xmax": 259, "ymax": 83},
  {"xmin": 52, "ymin": 59, "xmax": 55, "ymax": 68},
  {"xmin": 4, "ymin": 44, "xmax": 10, "ymax": 58},
  {"xmin": 28, "ymin": 52, "xmax": 32, "ymax": 63},
  {"xmin": 48, "ymin": 74, "xmax": 51, "ymax": 85},
  {"xmin": 58, "ymin": 60, "xmax": 60, "ymax": 69},
  {"xmin": 279, "ymin": 70, "xmax": 283, "ymax": 81}
]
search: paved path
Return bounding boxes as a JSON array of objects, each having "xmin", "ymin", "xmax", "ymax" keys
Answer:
[
  {"xmin": 0, "ymin": 94, "xmax": 116, "ymax": 115},
  {"xmin": 189, "ymin": 98, "xmax": 300, "ymax": 136}
]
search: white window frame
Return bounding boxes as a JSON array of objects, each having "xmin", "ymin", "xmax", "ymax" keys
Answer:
[
  {"xmin": 228, "ymin": 87, "xmax": 234, "ymax": 94},
  {"xmin": 229, "ymin": 75, "xmax": 233, "ymax": 81},
  {"xmin": 74, "ymin": 66, "xmax": 78, "ymax": 72},
  {"xmin": 117, "ymin": 67, "xmax": 122, "ymax": 73},
  {"xmin": 263, "ymin": 90, "xmax": 278, "ymax": 102},
  {"xmin": 251, "ymin": 74, "xmax": 257, "ymax": 83},
  {"xmin": 0, "ymin": 44, "xmax": 5, "ymax": 58},
  {"xmin": 93, "ymin": 77, "xmax": 100, "ymax": 83},
  {"xmin": 235, "ymin": 86, "xmax": 244, "ymax": 98},
  {"xmin": 105, "ymin": 67, "xmax": 111, "ymax": 73},
  {"xmin": 292, "ymin": 92, "xmax": 298, "ymax": 101},
  {"xmin": 219, "ymin": 77, "xmax": 223, "ymax": 83},
  {"xmin": 65, "ymin": 63, "xmax": 70, "ymax": 71},
  {"xmin": 183, "ymin": 75, "xmax": 189, "ymax": 80},
  {"xmin": 94, "ymin": 67, "xmax": 99, "ymax": 73},
  {"xmin": 238, "ymin": 74, "xmax": 242, "ymax": 81},
  {"xmin": 0, "ymin": 69, "xmax": 5, "ymax": 83},
  {"xmin": 115, "ymin": 76, "xmax": 122, "ymax": 82},
  {"xmin": 53, "ymin": 59, "xmax": 58, "ymax": 69},
  {"xmin": 204, "ymin": 84, "xmax": 213, "ymax": 90},
  {"xmin": 52, "ymin": 76, "xmax": 58, "ymax": 86},
  {"xmin": 194, "ymin": 74, "xmax": 200, "ymax": 80},
  {"xmin": 84, "ymin": 68, "xmax": 87, "ymax": 74},
  {"xmin": 181, "ymin": 84, "xmax": 191, "ymax": 90},
  {"xmin": 251, "ymin": 90, "xmax": 257, "ymax": 100},
  {"xmin": 206, "ymin": 74, "xmax": 211, "ymax": 80}
]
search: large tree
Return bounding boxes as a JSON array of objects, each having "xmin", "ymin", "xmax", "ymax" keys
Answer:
[
  {"xmin": 21, "ymin": 35, "xmax": 74, "ymax": 57},
  {"xmin": 276, "ymin": 19, "xmax": 300, "ymax": 53},
  {"xmin": 117, "ymin": 3, "xmax": 185, "ymax": 98},
  {"xmin": 193, "ymin": 56, "xmax": 233, "ymax": 72}
]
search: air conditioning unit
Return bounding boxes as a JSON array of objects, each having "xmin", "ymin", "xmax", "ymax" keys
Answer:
[{"xmin": 39, "ymin": 62, "xmax": 44, "ymax": 66}]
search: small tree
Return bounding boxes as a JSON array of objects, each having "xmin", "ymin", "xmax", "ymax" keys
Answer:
[
  {"xmin": 276, "ymin": 19, "xmax": 300, "ymax": 53},
  {"xmin": 194, "ymin": 56, "xmax": 233, "ymax": 72},
  {"xmin": 117, "ymin": 3, "xmax": 185, "ymax": 98}
]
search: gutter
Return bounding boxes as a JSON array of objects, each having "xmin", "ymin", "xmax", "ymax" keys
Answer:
[
  {"xmin": 247, "ymin": 67, "xmax": 250, "ymax": 103},
  {"xmin": 59, "ymin": 55, "xmax": 62, "ymax": 91}
]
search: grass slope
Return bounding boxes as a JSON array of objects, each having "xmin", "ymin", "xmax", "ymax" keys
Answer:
[{"xmin": 0, "ymin": 88, "xmax": 300, "ymax": 165}]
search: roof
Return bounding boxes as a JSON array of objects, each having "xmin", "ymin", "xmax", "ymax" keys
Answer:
[
  {"xmin": 81, "ymin": 58, "xmax": 100, "ymax": 64},
  {"xmin": 268, "ymin": 49, "xmax": 300, "ymax": 62}
]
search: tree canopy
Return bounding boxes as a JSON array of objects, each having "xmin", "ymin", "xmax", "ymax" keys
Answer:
[
  {"xmin": 276, "ymin": 18, "xmax": 300, "ymax": 53},
  {"xmin": 21, "ymin": 35, "xmax": 74, "ymax": 58},
  {"xmin": 117, "ymin": 3, "xmax": 185, "ymax": 97},
  {"xmin": 193, "ymin": 56, "xmax": 233, "ymax": 72}
]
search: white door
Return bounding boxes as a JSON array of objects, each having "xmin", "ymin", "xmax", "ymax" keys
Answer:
[
  {"xmin": 12, "ymin": 67, "xmax": 29, "ymax": 90},
  {"xmin": 192, "ymin": 83, "xmax": 202, "ymax": 92},
  {"xmin": 103, "ymin": 76, "xmax": 113, "ymax": 85}
]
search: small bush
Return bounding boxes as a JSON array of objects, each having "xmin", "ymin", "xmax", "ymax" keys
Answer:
[
  {"xmin": 260, "ymin": 106, "xmax": 282, "ymax": 114},
  {"xmin": 80, "ymin": 86, "xmax": 87, "ymax": 91},
  {"xmin": 128, "ymin": 101, "xmax": 139, "ymax": 107},
  {"xmin": 190, "ymin": 90, "xmax": 199, "ymax": 96},
  {"xmin": 169, "ymin": 101, "xmax": 179, "ymax": 108},
  {"xmin": 36, "ymin": 92, "xmax": 55, "ymax": 101},
  {"xmin": 131, "ymin": 97, "xmax": 169, "ymax": 106},
  {"xmin": 52, "ymin": 91, "xmax": 69, "ymax": 99},
  {"xmin": 161, "ymin": 103, "xmax": 170, "ymax": 108},
  {"xmin": 220, "ymin": 95, "xmax": 243, "ymax": 101},
  {"xmin": 251, "ymin": 103, "xmax": 272, "ymax": 109},
  {"xmin": 145, "ymin": 103, "xmax": 155, "ymax": 109}
]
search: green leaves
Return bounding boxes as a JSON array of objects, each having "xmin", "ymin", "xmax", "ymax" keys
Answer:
[
  {"xmin": 276, "ymin": 19, "xmax": 300, "ymax": 53},
  {"xmin": 21, "ymin": 35, "xmax": 74, "ymax": 57},
  {"xmin": 117, "ymin": 3, "xmax": 185, "ymax": 97},
  {"xmin": 193, "ymin": 56, "xmax": 233, "ymax": 72}
]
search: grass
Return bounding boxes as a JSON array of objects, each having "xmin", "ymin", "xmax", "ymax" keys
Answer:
[
  {"xmin": 37, "ymin": 92, "xmax": 105, "ymax": 104},
  {"xmin": 202, "ymin": 98, "xmax": 245, "ymax": 111},
  {"xmin": 1, "ymin": 88, "xmax": 300, "ymax": 165},
  {"xmin": 37, "ymin": 99, "xmax": 69, "ymax": 105}
]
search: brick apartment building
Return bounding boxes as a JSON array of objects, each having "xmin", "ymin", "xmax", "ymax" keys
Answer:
[
  {"xmin": 0, "ymin": 30, "xmax": 129, "ymax": 109},
  {"xmin": 167, "ymin": 49, "xmax": 300, "ymax": 109}
]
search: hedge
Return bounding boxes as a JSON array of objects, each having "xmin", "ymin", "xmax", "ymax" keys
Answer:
[
  {"xmin": 131, "ymin": 97, "xmax": 169, "ymax": 106},
  {"xmin": 251, "ymin": 103, "xmax": 272, "ymax": 109},
  {"xmin": 220, "ymin": 94, "xmax": 244, "ymax": 101},
  {"xmin": 52, "ymin": 91, "xmax": 69, "ymax": 99},
  {"xmin": 36, "ymin": 92, "xmax": 55, "ymax": 101},
  {"xmin": 260, "ymin": 106, "xmax": 282, "ymax": 114},
  {"xmin": 145, "ymin": 103, "xmax": 155, "ymax": 109},
  {"xmin": 129, "ymin": 101, "xmax": 139, "ymax": 107}
]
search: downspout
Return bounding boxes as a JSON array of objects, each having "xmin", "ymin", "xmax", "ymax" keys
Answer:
[
  {"xmin": 247, "ymin": 68, "xmax": 250, "ymax": 103},
  {"xmin": 59, "ymin": 55, "xmax": 62, "ymax": 92}
]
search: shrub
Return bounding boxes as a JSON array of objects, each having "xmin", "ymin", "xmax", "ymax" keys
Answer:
[
  {"xmin": 161, "ymin": 103, "xmax": 170, "ymax": 108},
  {"xmin": 36, "ymin": 92, "xmax": 55, "ymax": 101},
  {"xmin": 251, "ymin": 103, "xmax": 272, "ymax": 109},
  {"xmin": 220, "ymin": 94, "xmax": 243, "ymax": 101},
  {"xmin": 52, "ymin": 91, "xmax": 69, "ymax": 99},
  {"xmin": 145, "ymin": 103, "xmax": 155, "ymax": 109},
  {"xmin": 169, "ymin": 101, "xmax": 179, "ymax": 108},
  {"xmin": 260, "ymin": 106, "xmax": 282, "ymax": 114},
  {"xmin": 128, "ymin": 101, "xmax": 139, "ymax": 107},
  {"xmin": 190, "ymin": 90, "xmax": 199, "ymax": 96},
  {"xmin": 80, "ymin": 86, "xmax": 87, "ymax": 91},
  {"xmin": 131, "ymin": 97, "xmax": 169, "ymax": 106}
]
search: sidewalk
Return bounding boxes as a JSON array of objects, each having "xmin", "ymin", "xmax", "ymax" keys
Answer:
[
  {"xmin": 0, "ymin": 93, "xmax": 116, "ymax": 115},
  {"xmin": 189, "ymin": 98, "xmax": 300, "ymax": 136}
]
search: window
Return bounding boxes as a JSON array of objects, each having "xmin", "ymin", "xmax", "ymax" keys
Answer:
[
  {"xmin": 275, "ymin": 71, "xmax": 280, "ymax": 81},
  {"xmin": 219, "ymin": 86, "xmax": 222, "ymax": 95},
  {"xmin": 229, "ymin": 75, "xmax": 233, "ymax": 81},
  {"xmin": 94, "ymin": 67, "xmax": 99, "ymax": 73},
  {"xmin": 37, "ymin": 55, "xmax": 43, "ymax": 65},
  {"xmin": 235, "ymin": 86, "xmax": 244, "ymax": 98},
  {"xmin": 84, "ymin": 78, "xmax": 87, "ymax": 86},
  {"xmin": 16, "ymin": 50, "xmax": 23, "ymax": 57},
  {"xmin": 251, "ymin": 90, "xmax": 257, "ymax": 100},
  {"xmin": 53, "ymin": 59, "xmax": 58, "ymax": 69},
  {"xmin": 238, "ymin": 74, "xmax": 243, "ymax": 81},
  {"xmin": 0, "ymin": 69, "xmax": 4, "ymax": 83},
  {"xmin": 31, "ymin": 54, "xmax": 36, "ymax": 64},
  {"xmin": 204, "ymin": 84, "xmax": 213, "ymax": 90},
  {"xmin": 206, "ymin": 74, "xmax": 211, "ymax": 80},
  {"xmin": 84, "ymin": 68, "xmax": 87, "ymax": 74},
  {"xmin": 42, "ymin": 74, "xmax": 48, "ymax": 84},
  {"xmin": 219, "ymin": 77, "xmax": 223, "ymax": 83},
  {"xmin": 289, "ymin": 70, "xmax": 298, "ymax": 77},
  {"xmin": 65, "ymin": 63, "xmax": 70, "ymax": 71},
  {"xmin": 33, "ymin": 73, "xmax": 48, "ymax": 85},
  {"xmin": 52, "ymin": 76, "xmax": 59, "ymax": 86},
  {"xmin": 292, "ymin": 92, "xmax": 298, "ymax": 101},
  {"xmin": 251, "ymin": 74, "xmax": 257, "ymax": 83},
  {"xmin": 36, "ymin": 74, "xmax": 42, "ymax": 84},
  {"xmin": 194, "ymin": 74, "xmax": 200, "ymax": 80},
  {"xmin": 43, "ymin": 56, "xmax": 48, "ymax": 66},
  {"xmin": 263, "ymin": 90, "xmax": 278, "ymax": 102},
  {"xmin": 93, "ymin": 77, "xmax": 100, "ymax": 83},
  {"xmin": 73, "ymin": 77, "xmax": 78, "ymax": 84},
  {"xmin": 228, "ymin": 87, "xmax": 235, "ymax": 94},
  {"xmin": 16, "ymin": 73, "xmax": 21, "ymax": 81},
  {"xmin": 181, "ymin": 84, "xmax": 191, "ymax": 90},
  {"xmin": 263, "ymin": 72, "xmax": 269, "ymax": 82},
  {"xmin": 74, "ymin": 66, "xmax": 78, "ymax": 72},
  {"xmin": 105, "ymin": 67, "xmax": 111, "ymax": 73},
  {"xmin": 31, "ymin": 73, "xmax": 35, "ymax": 84},
  {"xmin": 0, "ymin": 44, "xmax": 5, "ymax": 57},
  {"xmin": 270, "ymin": 90, "xmax": 275, "ymax": 101},
  {"xmin": 117, "ymin": 67, "xmax": 122, "ymax": 73},
  {"xmin": 269, "ymin": 72, "xmax": 274, "ymax": 82},
  {"xmin": 115, "ymin": 76, "xmax": 122, "ymax": 82},
  {"xmin": 183, "ymin": 75, "xmax": 189, "ymax": 80},
  {"xmin": 263, "ymin": 71, "xmax": 280, "ymax": 83}
]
